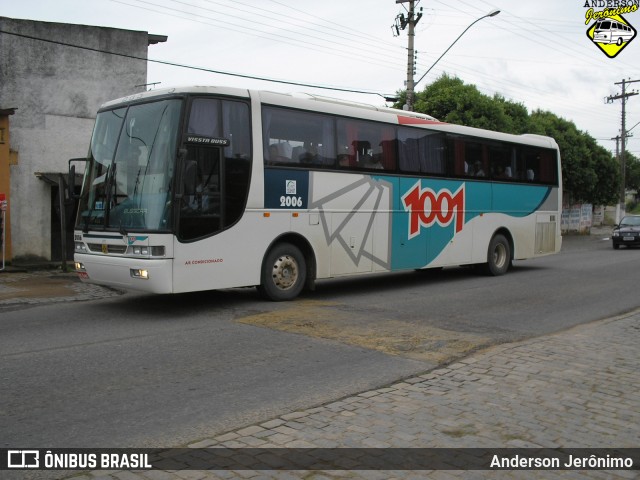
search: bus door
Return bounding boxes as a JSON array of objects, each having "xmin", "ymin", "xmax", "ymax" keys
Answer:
[
  {"xmin": 177, "ymin": 97, "xmax": 252, "ymax": 242},
  {"xmin": 178, "ymin": 142, "xmax": 225, "ymax": 240}
]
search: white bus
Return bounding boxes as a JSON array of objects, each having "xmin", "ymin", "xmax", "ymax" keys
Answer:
[
  {"xmin": 593, "ymin": 18, "xmax": 635, "ymax": 45},
  {"xmin": 72, "ymin": 86, "xmax": 562, "ymax": 300}
]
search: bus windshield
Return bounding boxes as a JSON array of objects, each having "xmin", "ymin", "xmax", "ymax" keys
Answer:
[{"xmin": 76, "ymin": 99, "xmax": 182, "ymax": 232}]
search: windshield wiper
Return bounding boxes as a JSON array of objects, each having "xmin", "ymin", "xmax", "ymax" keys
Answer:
[
  {"xmin": 104, "ymin": 163, "xmax": 117, "ymax": 227},
  {"xmin": 119, "ymin": 219, "xmax": 128, "ymax": 237},
  {"xmin": 83, "ymin": 211, "xmax": 91, "ymax": 233}
]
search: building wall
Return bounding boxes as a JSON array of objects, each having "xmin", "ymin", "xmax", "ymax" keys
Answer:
[{"xmin": 0, "ymin": 17, "xmax": 152, "ymax": 261}]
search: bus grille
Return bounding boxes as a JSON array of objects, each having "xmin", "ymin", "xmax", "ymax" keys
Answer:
[{"xmin": 87, "ymin": 243, "xmax": 127, "ymax": 254}]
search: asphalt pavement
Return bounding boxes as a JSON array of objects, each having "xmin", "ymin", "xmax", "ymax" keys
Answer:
[{"xmin": 2, "ymin": 227, "xmax": 639, "ymax": 478}]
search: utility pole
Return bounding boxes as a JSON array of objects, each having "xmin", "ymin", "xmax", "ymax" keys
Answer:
[
  {"xmin": 606, "ymin": 78, "xmax": 639, "ymax": 221},
  {"xmin": 392, "ymin": 0, "xmax": 422, "ymax": 111}
]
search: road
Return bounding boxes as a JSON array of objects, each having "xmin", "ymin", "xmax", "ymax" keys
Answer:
[{"xmin": 1, "ymin": 231, "xmax": 639, "ymax": 450}]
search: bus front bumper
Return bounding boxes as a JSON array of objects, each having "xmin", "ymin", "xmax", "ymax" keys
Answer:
[{"xmin": 74, "ymin": 254, "xmax": 174, "ymax": 294}]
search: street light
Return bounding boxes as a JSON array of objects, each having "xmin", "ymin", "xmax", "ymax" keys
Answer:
[{"xmin": 407, "ymin": 9, "xmax": 500, "ymax": 110}]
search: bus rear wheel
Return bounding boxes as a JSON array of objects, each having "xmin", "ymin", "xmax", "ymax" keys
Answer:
[
  {"xmin": 484, "ymin": 234, "xmax": 511, "ymax": 276},
  {"xmin": 258, "ymin": 243, "xmax": 306, "ymax": 301}
]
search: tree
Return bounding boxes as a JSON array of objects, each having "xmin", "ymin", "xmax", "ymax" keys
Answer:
[
  {"xmin": 625, "ymin": 152, "xmax": 640, "ymax": 193},
  {"xmin": 409, "ymin": 74, "xmax": 513, "ymax": 132},
  {"xmin": 587, "ymin": 137, "xmax": 620, "ymax": 206},
  {"xmin": 529, "ymin": 110, "xmax": 619, "ymax": 204},
  {"xmin": 493, "ymin": 94, "xmax": 530, "ymax": 134}
]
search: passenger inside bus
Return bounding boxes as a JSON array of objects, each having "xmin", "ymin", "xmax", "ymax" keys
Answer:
[{"xmin": 472, "ymin": 161, "xmax": 485, "ymax": 177}]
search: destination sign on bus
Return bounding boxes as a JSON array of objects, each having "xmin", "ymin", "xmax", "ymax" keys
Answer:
[{"xmin": 185, "ymin": 136, "xmax": 230, "ymax": 146}]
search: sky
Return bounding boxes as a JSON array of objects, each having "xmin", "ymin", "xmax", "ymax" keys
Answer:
[{"xmin": 2, "ymin": 0, "xmax": 640, "ymax": 156}]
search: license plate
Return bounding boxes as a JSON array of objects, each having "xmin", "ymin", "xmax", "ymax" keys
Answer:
[{"xmin": 623, "ymin": 236, "xmax": 635, "ymax": 241}]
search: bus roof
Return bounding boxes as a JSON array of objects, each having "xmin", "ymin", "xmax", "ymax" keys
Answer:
[{"xmin": 98, "ymin": 85, "xmax": 251, "ymax": 109}]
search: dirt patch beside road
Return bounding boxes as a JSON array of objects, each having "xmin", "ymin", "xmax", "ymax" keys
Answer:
[{"xmin": 237, "ymin": 300, "xmax": 493, "ymax": 364}]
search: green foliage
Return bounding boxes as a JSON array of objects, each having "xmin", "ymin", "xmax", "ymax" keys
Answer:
[
  {"xmin": 397, "ymin": 74, "xmax": 620, "ymax": 205},
  {"xmin": 493, "ymin": 94, "xmax": 530, "ymax": 135},
  {"xmin": 413, "ymin": 75, "xmax": 515, "ymax": 132},
  {"xmin": 625, "ymin": 152, "xmax": 640, "ymax": 193},
  {"xmin": 528, "ymin": 110, "xmax": 618, "ymax": 204}
]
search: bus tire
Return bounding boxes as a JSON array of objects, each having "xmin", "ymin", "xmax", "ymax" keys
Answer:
[
  {"xmin": 484, "ymin": 234, "xmax": 511, "ymax": 276},
  {"xmin": 258, "ymin": 243, "xmax": 306, "ymax": 301}
]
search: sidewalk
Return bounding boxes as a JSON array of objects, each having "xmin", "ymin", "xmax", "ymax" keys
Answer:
[
  {"xmin": 64, "ymin": 309, "xmax": 639, "ymax": 479},
  {"xmin": 0, "ymin": 267, "xmax": 121, "ymax": 310}
]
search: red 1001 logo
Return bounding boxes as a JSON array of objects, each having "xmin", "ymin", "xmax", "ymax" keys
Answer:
[{"xmin": 401, "ymin": 182, "xmax": 465, "ymax": 239}]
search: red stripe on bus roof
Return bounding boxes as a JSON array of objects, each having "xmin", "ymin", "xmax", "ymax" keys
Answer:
[{"xmin": 397, "ymin": 116, "xmax": 444, "ymax": 125}]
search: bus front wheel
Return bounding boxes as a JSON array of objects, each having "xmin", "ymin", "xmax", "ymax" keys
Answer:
[
  {"xmin": 258, "ymin": 243, "xmax": 306, "ymax": 301},
  {"xmin": 484, "ymin": 234, "xmax": 511, "ymax": 276}
]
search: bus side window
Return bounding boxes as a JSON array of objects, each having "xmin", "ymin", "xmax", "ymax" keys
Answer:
[
  {"xmin": 447, "ymin": 137, "xmax": 467, "ymax": 176},
  {"xmin": 352, "ymin": 140, "xmax": 383, "ymax": 169},
  {"xmin": 489, "ymin": 145, "xmax": 511, "ymax": 180},
  {"xmin": 467, "ymin": 143, "xmax": 487, "ymax": 177},
  {"xmin": 522, "ymin": 148, "xmax": 557, "ymax": 185},
  {"xmin": 262, "ymin": 107, "xmax": 336, "ymax": 168},
  {"xmin": 398, "ymin": 127, "xmax": 446, "ymax": 175},
  {"xmin": 337, "ymin": 119, "xmax": 396, "ymax": 172}
]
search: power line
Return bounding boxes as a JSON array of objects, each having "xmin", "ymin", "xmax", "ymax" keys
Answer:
[
  {"xmin": 266, "ymin": 0, "xmax": 400, "ymax": 49},
  {"xmin": 166, "ymin": 0, "xmax": 403, "ymax": 61},
  {"xmin": 212, "ymin": 0, "xmax": 405, "ymax": 56},
  {"xmin": 113, "ymin": 0, "xmax": 406, "ymax": 71},
  {"xmin": 0, "ymin": 29, "xmax": 395, "ymax": 98}
]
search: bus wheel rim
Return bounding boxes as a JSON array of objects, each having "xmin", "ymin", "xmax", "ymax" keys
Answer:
[
  {"xmin": 493, "ymin": 244, "xmax": 507, "ymax": 269},
  {"xmin": 272, "ymin": 255, "xmax": 298, "ymax": 290}
]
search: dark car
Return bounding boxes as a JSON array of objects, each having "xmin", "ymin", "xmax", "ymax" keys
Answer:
[{"xmin": 612, "ymin": 215, "xmax": 640, "ymax": 249}]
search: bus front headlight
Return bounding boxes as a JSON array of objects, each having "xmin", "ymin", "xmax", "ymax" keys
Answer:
[{"xmin": 130, "ymin": 268, "xmax": 150, "ymax": 279}]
